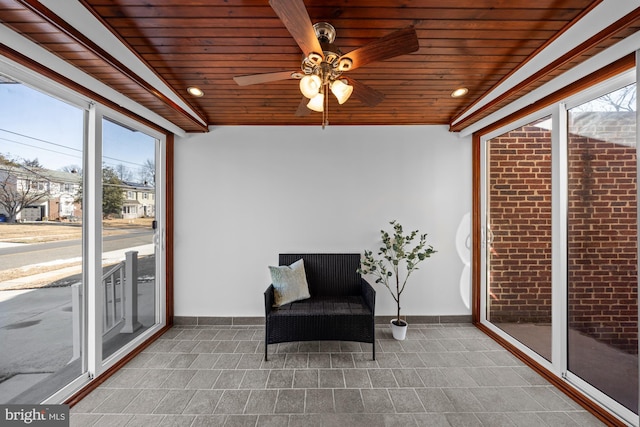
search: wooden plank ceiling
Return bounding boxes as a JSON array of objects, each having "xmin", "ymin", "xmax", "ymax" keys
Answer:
[{"xmin": 1, "ymin": 0, "xmax": 638, "ymax": 132}]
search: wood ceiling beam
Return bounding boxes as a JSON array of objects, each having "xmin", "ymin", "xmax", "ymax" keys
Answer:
[
  {"xmin": 15, "ymin": 0, "xmax": 209, "ymax": 132},
  {"xmin": 449, "ymin": 2, "xmax": 640, "ymax": 132}
]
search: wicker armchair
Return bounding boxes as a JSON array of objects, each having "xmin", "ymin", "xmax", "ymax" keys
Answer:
[{"xmin": 264, "ymin": 253, "xmax": 376, "ymax": 360}]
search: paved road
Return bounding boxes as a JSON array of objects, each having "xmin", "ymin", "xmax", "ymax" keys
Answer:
[{"xmin": 0, "ymin": 229, "xmax": 154, "ymax": 270}]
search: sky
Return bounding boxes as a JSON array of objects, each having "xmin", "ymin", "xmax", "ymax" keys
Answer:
[{"xmin": 0, "ymin": 82, "xmax": 156, "ymax": 181}]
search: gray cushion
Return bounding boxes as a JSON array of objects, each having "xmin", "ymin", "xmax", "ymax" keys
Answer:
[{"xmin": 269, "ymin": 258, "xmax": 311, "ymax": 307}]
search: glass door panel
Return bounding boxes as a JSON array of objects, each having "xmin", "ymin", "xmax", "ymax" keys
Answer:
[
  {"xmin": 567, "ymin": 84, "xmax": 638, "ymax": 414},
  {"xmin": 101, "ymin": 118, "xmax": 158, "ymax": 361},
  {"xmin": 0, "ymin": 81, "xmax": 85, "ymax": 403},
  {"xmin": 486, "ymin": 116, "xmax": 553, "ymax": 361}
]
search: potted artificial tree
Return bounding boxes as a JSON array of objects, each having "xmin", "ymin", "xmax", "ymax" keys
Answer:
[{"xmin": 358, "ymin": 220, "xmax": 436, "ymax": 340}]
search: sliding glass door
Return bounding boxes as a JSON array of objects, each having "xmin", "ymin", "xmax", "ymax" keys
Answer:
[
  {"xmin": 0, "ymin": 65, "xmax": 166, "ymax": 404},
  {"xmin": 480, "ymin": 74, "xmax": 638, "ymax": 425},
  {"xmin": 566, "ymin": 84, "xmax": 638, "ymax": 415},
  {"xmin": 101, "ymin": 117, "xmax": 160, "ymax": 362},
  {"xmin": 0, "ymin": 79, "xmax": 86, "ymax": 404},
  {"xmin": 485, "ymin": 116, "xmax": 553, "ymax": 362}
]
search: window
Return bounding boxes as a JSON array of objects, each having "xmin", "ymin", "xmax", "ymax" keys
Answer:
[{"xmin": 29, "ymin": 180, "xmax": 48, "ymax": 191}]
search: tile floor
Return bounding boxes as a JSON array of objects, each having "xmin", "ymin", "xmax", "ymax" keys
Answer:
[{"xmin": 70, "ymin": 323, "xmax": 607, "ymax": 427}]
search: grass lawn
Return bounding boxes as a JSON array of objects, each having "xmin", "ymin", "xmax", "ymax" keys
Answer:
[{"xmin": 0, "ymin": 218, "xmax": 154, "ymax": 243}]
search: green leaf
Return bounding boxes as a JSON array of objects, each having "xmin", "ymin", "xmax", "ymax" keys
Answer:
[{"xmin": 361, "ymin": 221, "xmax": 436, "ymax": 313}]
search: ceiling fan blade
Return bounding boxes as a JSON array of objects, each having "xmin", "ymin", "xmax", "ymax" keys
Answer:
[
  {"xmin": 295, "ymin": 97, "xmax": 312, "ymax": 116},
  {"xmin": 233, "ymin": 71, "xmax": 298, "ymax": 86},
  {"xmin": 339, "ymin": 27, "xmax": 419, "ymax": 71},
  {"xmin": 269, "ymin": 0, "xmax": 323, "ymax": 58},
  {"xmin": 345, "ymin": 77, "xmax": 385, "ymax": 107}
]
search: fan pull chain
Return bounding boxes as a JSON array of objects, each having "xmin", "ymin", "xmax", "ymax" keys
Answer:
[{"xmin": 322, "ymin": 86, "xmax": 329, "ymax": 129}]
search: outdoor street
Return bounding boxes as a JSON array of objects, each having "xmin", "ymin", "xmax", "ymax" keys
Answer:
[{"xmin": 0, "ymin": 228, "xmax": 153, "ymax": 270}]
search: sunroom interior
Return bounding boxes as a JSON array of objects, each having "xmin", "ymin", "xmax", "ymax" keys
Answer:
[{"xmin": 0, "ymin": 1, "xmax": 639, "ymax": 426}]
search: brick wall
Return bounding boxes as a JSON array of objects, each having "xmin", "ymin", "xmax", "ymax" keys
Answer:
[
  {"xmin": 488, "ymin": 122, "xmax": 553, "ymax": 324},
  {"xmin": 488, "ymin": 113, "xmax": 638, "ymax": 355}
]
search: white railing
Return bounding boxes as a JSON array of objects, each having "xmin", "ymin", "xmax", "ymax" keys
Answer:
[
  {"xmin": 103, "ymin": 250, "xmax": 140, "ymax": 341},
  {"xmin": 121, "ymin": 250, "xmax": 141, "ymax": 334},
  {"xmin": 71, "ymin": 250, "xmax": 141, "ymax": 360},
  {"xmin": 71, "ymin": 282, "xmax": 81, "ymax": 362},
  {"xmin": 102, "ymin": 259, "xmax": 126, "ymax": 341}
]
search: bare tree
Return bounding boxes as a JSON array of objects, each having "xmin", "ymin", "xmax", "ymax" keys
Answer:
[
  {"xmin": 22, "ymin": 158, "xmax": 43, "ymax": 168},
  {"xmin": 139, "ymin": 158, "xmax": 155, "ymax": 186},
  {"xmin": 115, "ymin": 163, "xmax": 133, "ymax": 182},
  {"xmin": 600, "ymin": 85, "xmax": 636, "ymax": 112},
  {"xmin": 570, "ymin": 84, "xmax": 636, "ymax": 112},
  {"xmin": 0, "ymin": 160, "xmax": 50, "ymax": 222}
]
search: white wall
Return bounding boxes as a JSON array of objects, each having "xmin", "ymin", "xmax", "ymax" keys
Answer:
[{"xmin": 174, "ymin": 125, "xmax": 472, "ymax": 318}]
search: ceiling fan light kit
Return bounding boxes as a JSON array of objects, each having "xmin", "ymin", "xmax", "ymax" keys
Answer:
[
  {"xmin": 297, "ymin": 22, "xmax": 354, "ymax": 111},
  {"xmin": 234, "ymin": 0, "xmax": 420, "ymax": 126}
]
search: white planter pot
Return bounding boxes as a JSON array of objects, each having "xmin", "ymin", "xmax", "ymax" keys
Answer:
[{"xmin": 390, "ymin": 319, "xmax": 408, "ymax": 340}]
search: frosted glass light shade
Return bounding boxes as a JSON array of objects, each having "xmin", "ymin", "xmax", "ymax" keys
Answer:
[
  {"xmin": 299, "ymin": 75, "xmax": 322, "ymax": 98},
  {"xmin": 330, "ymin": 79, "xmax": 353, "ymax": 104},
  {"xmin": 307, "ymin": 92, "xmax": 324, "ymax": 112}
]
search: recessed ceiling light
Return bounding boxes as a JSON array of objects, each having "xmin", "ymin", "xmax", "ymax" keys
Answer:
[
  {"xmin": 451, "ymin": 87, "xmax": 469, "ymax": 98},
  {"xmin": 187, "ymin": 86, "xmax": 204, "ymax": 97}
]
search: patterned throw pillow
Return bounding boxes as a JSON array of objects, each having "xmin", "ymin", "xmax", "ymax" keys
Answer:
[{"xmin": 269, "ymin": 259, "xmax": 311, "ymax": 307}]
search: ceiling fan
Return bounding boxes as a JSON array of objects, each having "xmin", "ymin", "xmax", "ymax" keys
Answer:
[{"xmin": 233, "ymin": 0, "xmax": 420, "ymax": 126}]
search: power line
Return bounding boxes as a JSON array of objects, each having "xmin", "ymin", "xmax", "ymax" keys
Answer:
[
  {"xmin": 0, "ymin": 137, "xmax": 146, "ymax": 177},
  {"xmin": 103, "ymin": 156, "xmax": 147, "ymax": 168},
  {"xmin": 0, "ymin": 128, "xmax": 151, "ymax": 169},
  {"xmin": 0, "ymin": 128, "xmax": 81, "ymax": 152},
  {"xmin": 0, "ymin": 136, "xmax": 82, "ymax": 160}
]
